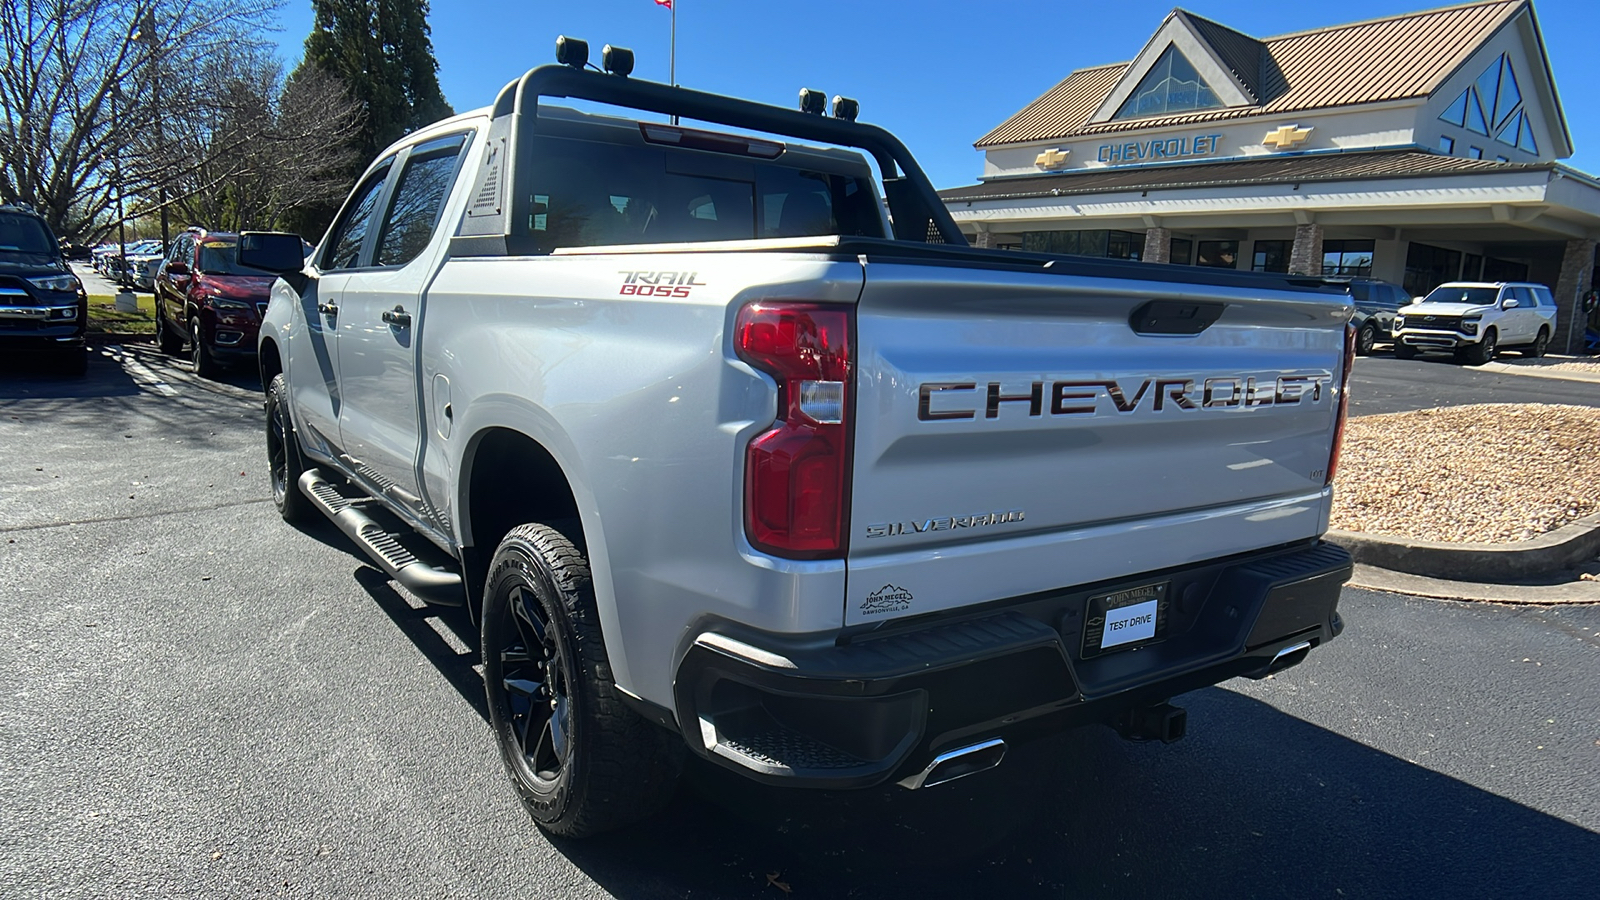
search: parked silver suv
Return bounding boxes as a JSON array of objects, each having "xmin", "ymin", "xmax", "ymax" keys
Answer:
[{"xmin": 1393, "ymin": 281, "xmax": 1558, "ymax": 365}]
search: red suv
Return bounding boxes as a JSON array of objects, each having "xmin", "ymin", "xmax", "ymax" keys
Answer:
[{"xmin": 153, "ymin": 228, "xmax": 281, "ymax": 378}]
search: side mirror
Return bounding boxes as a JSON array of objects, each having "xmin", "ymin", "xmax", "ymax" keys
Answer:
[
  {"xmin": 238, "ymin": 231, "xmax": 308, "ymax": 274},
  {"xmin": 1502, "ymin": 297, "xmax": 1519, "ymax": 309}
]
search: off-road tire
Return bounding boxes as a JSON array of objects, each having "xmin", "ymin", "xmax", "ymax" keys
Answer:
[
  {"xmin": 1355, "ymin": 321, "xmax": 1377, "ymax": 356},
  {"xmin": 155, "ymin": 307, "xmax": 183, "ymax": 355},
  {"xmin": 1464, "ymin": 327, "xmax": 1497, "ymax": 365},
  {"xmin": 1531, "ymin": 328, "xmax": 1550, "ymax": 358},
  {"xmin": 265, "ymin": 374, "xmax": 312, "ymax": 524},
  {"xmin": 190, "ymin": 318, "xmax": 220, "ymax": 379},
  {"xmin": 482, "ymin": 523, "xmax": 682, "ymax": 839},
  {"xmin": 1394, "ymin": 342, "xmax": 1417, "ymax": 360}
]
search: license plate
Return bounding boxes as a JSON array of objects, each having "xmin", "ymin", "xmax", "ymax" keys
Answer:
[{"xmin": 1082, "ymin": 582, "xmax": 1169, "ymax": 658}]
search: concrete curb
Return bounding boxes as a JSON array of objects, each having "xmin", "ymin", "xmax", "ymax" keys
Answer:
[
  {"xmin": 1346, "ymin": 564, "xmax": 1600, "ymax": 605},
  {"xmin": 1475, "ymin": 359, "xmax": 1600, "ymax": 384},
  {"xmin": 1327, "ymin": 511, "xmax": 1600, "ymax": 582}
]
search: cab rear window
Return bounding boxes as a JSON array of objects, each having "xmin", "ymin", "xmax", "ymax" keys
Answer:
[{"xmin": 520, "ymin": 136, "xmax": 884, "ymax": 253}]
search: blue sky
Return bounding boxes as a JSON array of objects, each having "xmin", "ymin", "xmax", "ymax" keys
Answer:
[{"xmin": 267, "ymin": 0, "xmax": 1599, "ymax": 189}]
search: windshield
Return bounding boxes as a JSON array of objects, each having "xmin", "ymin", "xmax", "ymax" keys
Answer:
[
  {"xmin": 1421, "ymin": 286, "xmax": 1498, "ymax": 306},
  {"xmin": 197, "ymin": 239, "xmax": 272, "ymax": 276},
  {"xmin": 518, "ymin": 134, "xmax": 885, "ymax": 253},
  {"xmin": 0, "ymin": 213, "xmax": 57, "ymax": 257}
]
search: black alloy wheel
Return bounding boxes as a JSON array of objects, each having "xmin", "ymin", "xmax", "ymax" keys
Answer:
[
  {"xmin": 482, "ymin": 523, "xmax": 681, "ymax": 838},
  {"xmin": 1532, "ymin": 328, "xmax": 1550, "ymax": 358},
  {"xmin": 264, "ymin": 374, "xmax": 311, "ymax": 523},
  {"xmin": 1465, "ymin": 328, "xmax": 1498, "ymax": 365}
]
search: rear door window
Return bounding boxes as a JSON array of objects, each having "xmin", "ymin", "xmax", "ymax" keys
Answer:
[{"xmin": 375, "ymin": 134, "xmax": 470, "ymax": 267}]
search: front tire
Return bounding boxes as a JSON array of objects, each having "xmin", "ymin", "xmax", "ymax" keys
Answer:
[
  {"xmin": 265, "ymin": 374, "xmax": 312, "ymax": 524},
  {"xmin": 1394, "ymin": 342, "xmax": 1417, "ymax": 360},
  {"xmin": 1355, "ymin": 321, "xmax": 1377, "ymax": 356},
  {"xmin": 1464, "ymin": 328, "xmax": 1497, "ymax": 365},
  {"xmin": 482, "ymin": 523, "xmax": 681, "ymax": 839},
  {"xmin": 1532, "ymin": 328, "xmax": 1550, "ymax": 358},
  {"xmin": 190, "ymin": 318, "xmax": 220, "ymax": 379}
]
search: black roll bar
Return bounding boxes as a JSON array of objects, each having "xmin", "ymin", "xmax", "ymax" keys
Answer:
[{"xmin": 454, "ymin": 64, "xmax": 964, "ymax": 253}]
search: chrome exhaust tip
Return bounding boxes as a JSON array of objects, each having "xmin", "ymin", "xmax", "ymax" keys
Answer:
[{"xmin": 896, "ymin": 738, "xmax": 1006, "ymax": 790}]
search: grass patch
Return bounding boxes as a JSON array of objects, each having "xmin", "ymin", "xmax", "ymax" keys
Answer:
[{"xmin": 87, "ymin": 292, "xmax": 156, "ymax": 335}]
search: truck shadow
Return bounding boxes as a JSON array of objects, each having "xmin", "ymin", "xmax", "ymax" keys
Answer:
[{"xmin": 550, "ymin": 686, "xmax": 1598, "ymax": 900}]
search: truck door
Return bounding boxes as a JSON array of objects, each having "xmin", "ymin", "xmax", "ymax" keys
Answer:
[
  {"xmin": 290, "ymin": 161, "xmax": 395, "ymax": 461},
  {"xmin": 334, "ymin": 133, "xmax": 471, "ymax": 524}
]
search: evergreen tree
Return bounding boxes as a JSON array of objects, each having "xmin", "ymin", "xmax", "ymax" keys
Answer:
[{"xmin": 297, "ymin": 0, "xmax": 453, "ymax": 163}]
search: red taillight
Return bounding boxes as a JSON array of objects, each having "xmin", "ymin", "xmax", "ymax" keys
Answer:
[
  {"xmin": 1326, "ymin": 322, "xmax": 1358, "ymax": 487},
  {"xmin": 735, "ymin": 302, "xmax": 853, "ymax": 558}
]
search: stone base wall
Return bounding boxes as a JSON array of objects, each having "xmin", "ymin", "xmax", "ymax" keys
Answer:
[
  {"xmin": 1553, "ymin": 238, "xmax": 1596, "ymax": 354},
  {"xmin": 1290, "ymin": 224, "xmax": 1324, "ymax": 276},
  {"xmin": 1143, "ymin": 226, "xmax": 1171, "ymax": 264}
]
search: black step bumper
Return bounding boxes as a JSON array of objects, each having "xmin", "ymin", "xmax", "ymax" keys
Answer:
[{"xmin": 672, "ymin": 540, "xmax": 1352, "ymax": 789}]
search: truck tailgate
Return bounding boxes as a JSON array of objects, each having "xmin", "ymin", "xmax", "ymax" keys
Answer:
[{"xmin": 845, "ymin": 262, "xmax": 1351, "ymax": 626}]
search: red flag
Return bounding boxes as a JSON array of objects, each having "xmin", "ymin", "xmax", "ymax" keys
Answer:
[{"xmin": 655, "ymin": 0, "xmax": 672, "ymax": 8}]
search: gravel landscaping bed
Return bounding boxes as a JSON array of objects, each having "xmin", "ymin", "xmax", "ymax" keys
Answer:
[
  {"xmin": 1542, "ymin": 358, "xmax": 1600, "ymax": 376},
  {"xmin": 1331, "ymin": 403, "xmax": 1600, "ymax": 543}
]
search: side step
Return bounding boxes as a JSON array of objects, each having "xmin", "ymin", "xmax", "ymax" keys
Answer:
[{"xmin": 298, "ymin": 469, "xmax": 464, "ymax": 606}]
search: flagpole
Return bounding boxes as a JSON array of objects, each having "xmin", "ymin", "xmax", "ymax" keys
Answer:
[{"xmin": 670, "ymin": 1, "xmax": 678, "ymax": 124}]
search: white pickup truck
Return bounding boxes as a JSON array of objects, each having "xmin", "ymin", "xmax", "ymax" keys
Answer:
[{"xmin": 242, "ymin": 44, "xmax": 1356, "ymax": 838}]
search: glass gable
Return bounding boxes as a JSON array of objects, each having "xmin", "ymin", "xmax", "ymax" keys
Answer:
[
  {"xmin": 1438, "ymin": 53, "xmax": 1540, "ymax": 155},
  {"xmin": 1114, "ymin": 46, "xmax": 1223, "ymax": 120}
]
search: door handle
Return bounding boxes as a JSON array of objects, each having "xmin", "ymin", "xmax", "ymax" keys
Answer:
[
  {"xmin": 317, "ymin": 302, "xmax": 339, "ymax": 317},
  {"xmin": 381, "ymin": 306, "xmax": 411, "ymax": 328}
]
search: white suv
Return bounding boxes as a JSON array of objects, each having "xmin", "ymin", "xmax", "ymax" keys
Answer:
[{"xmin": 1393, "ymin": 281, "xmax": 1558, "ymax": 365}]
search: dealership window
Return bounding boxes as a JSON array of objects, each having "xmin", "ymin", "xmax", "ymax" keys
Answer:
[
  {"xmin": 1322, "ymin": 239, "xmax": 1374, "ymax": 277},
  {"xmin": 1404, "ymin": 242, "xmax": 1463, "ymax": 297},
  {"xmin": 1169, "ymin": 237, "xmax": 1193, "ymax": 265},
  {"xmin": 1196, "ymin": 240, "xmax": 1238, "ymax": 269},
  {"xmin": 1251, "ymin": 240, "xmax": 1292, "ymax": 273},
  {"xmin": 1439, "ymin": 135, "xmax": 1455, "ymax": 154},
  {"xmin": 1022, "ymin": 230, "xmax": 1144, "ymax": 260},
  {"xmin": 1483, "ymin": 257, "xmax": 1529, "ymax": 282},
  {"xmin": 1467, "ymin": 146, "xmax": 1484, "ymax": 159},
  {"xmin": 1113, "ymin": 46, "xmax": 1223, "ymax": 120}
]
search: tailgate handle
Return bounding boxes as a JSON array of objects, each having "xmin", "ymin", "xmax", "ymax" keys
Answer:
[{"xmin": 1129, "ymin": 300, "xmax": 1224, "ymax": 336}]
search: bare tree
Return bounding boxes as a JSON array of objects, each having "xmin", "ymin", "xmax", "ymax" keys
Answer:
[{"xmin": 0, "ymin": 0, "xmax": 281, "ymax": 239}]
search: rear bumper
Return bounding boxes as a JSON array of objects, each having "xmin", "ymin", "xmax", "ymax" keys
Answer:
[{"xmin": 673, "ymin": 540, "xmax": 1352, "ymax": 789}]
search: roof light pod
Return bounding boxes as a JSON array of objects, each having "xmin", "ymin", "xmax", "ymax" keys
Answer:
[
  {"xmin": 602, "ymin": 44, "xmax": 634, "ymax": 77},
  {"xmin": 798, "ymin": 88, "xmax": 826, "ymax": 115},
  {"xmin": 831, "ymin": 96, "xmax": 859, "ymax": 121},
  {"xmin": 556, "ymin": 35, "xmax": 588, "ymax": 69}
]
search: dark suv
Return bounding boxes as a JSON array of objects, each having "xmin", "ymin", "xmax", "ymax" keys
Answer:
[
  {"xmin": 0, "ymin": 206, "xmax": 87, "ymax": 375},
  {"xmin": 1329, "ymin": 277, "xmax": 1408, "ymax": 355},
  {"xmin": 153, "ymin": 228, "xmax": 278, "ymax": 378}
]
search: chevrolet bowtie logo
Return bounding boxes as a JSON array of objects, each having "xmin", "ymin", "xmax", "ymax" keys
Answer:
[
  {"xmin": 1262, "ymin": 125, "xmax": 1313, "ymax": 150},
  {"xmin": 1034, "ymin": 148, "xmax": 1069, "ymax": 169}
]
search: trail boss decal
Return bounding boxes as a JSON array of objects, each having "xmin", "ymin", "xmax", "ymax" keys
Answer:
[
  {"xmin": 918, "ymin": 374, "xmax": 1332, "ymax": 421},
  {"xmin": 861, "ymin": 584, "xmax": 914, "ymax": 616},
  {"xmin": 618, "ymin": 270, "xmax": 705, "ymax": 297}
]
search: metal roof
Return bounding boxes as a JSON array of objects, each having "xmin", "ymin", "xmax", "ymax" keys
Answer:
[
  {"xmin": 938, "ymin": 150, "xmax": 1548, "ymax": 203},
  {"xmin": 976, "ymin": 0, "xmax": 1526, "ymax": 148}
]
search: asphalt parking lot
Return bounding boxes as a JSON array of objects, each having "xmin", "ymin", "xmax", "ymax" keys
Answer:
[
  {"xmin": 2, "ymin": 347, "xmax": 1597, "ymax": 899},
  {"xmin": 1349, "ymin": 352, "xmax": 1600, "ymax": 417}
]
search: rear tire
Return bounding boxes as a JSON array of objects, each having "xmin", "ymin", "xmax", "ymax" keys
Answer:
[
  {"xmin": 156, "ymin": 306, "xmax": 183, "ymax": 355},
  {"xmin": 1394, "ymin": 342, "xmax": 1417, "ymax": 360},
  {"xmin": 482, "ymin": 523, "xmax": 682, "ymax": 839},
  {"xmin": 1531, "ymin": 328, "xmax": 1550, "ymax": 358},
  {"xmin": 265, "ymin": 374, "xmax": 312, "ymax": 524}
]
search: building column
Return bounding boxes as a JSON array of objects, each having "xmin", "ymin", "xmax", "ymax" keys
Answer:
[
  {"xmin": 1289, "ymin": 224, "xmax": 1324, "ymax": 276},
  {"xmin": 1553, "ymin": 238, "xmax": 1596, "ymax": 354},
  {"xmin": 971, "ymin": 226, "xmax": 992, "ymax": 250},
  {"xmin": 1143, "ymin": 226, "xmax": 1172, "ymax": 264}
]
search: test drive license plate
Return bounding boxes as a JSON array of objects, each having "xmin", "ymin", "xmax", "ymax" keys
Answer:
[{"xmin": 1081, "ymin": 582, "xmax": 1169, "ymax": 658}]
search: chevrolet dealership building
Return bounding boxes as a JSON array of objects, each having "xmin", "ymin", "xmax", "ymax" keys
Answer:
[{"xmin": 941, "ymin": 0, "xmax": 1599, "ymax": 352}]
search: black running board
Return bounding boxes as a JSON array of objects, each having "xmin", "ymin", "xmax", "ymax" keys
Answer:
[{"xmin": 298, "ymin": 469, "xmax": 465, "ymax": 606}]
